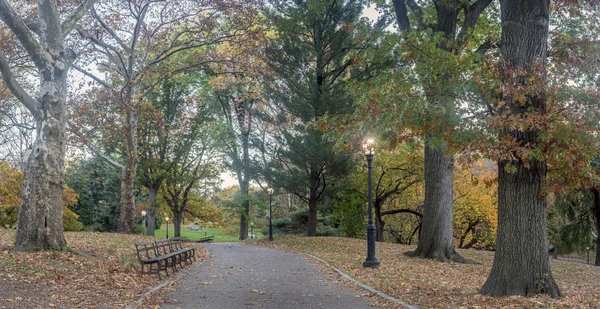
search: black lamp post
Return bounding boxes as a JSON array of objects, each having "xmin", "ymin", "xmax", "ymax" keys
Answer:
[
  {"xmin": 268, "ymin": 188, "xmax": 274, "ymax": 241},
  {"xmin": 141, "ymin": 210, "xmax": 147, "ymax": 235},
  {"xmin": 165, "ymin": 217, "xmax": 169, "ymax": 239},
  {"xmin": 363, "ymin": 138, "xmax": 380, "ymax": 268}
]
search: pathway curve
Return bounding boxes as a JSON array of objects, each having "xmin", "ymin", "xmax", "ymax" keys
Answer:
[{"xmin": 161, "ymin": 243, "xmax": 380, "ymax": 309}]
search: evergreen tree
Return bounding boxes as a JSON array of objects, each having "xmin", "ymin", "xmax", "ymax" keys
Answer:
[
  {"xmin": 264, "ymin": 0, "xmax": 366, "ymax": 236},
  {"xmin": 65, "ymin": 157, "xmax": 122, "ymax": 231}
]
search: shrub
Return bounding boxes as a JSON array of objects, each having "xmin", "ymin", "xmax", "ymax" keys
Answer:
[{"xmin": 63, "ymin": 207, "xmax": 84, "ymax": 231}]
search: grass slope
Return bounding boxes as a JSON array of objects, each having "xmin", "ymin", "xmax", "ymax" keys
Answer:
[{"xmin": 0, "ymin": 229, "xmax": 209, "ymax": 308}]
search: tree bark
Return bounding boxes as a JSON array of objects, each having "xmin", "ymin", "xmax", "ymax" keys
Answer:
[
  {"xmin": 14, "ymin": 70, "xmax": 68, "ymax": 251},
  {"xmin": 238, "ymin": 131, "xmax": 250, "ymax": 240},
  {"xmin": 407, "ymin": 141, "xmax": 466, "ymax": 262},
  {"xmin": 173, "ymin": 212, "xmax": 182, "ymax": 238},
  {"xmin": 307, "ymin": 168, "xmax": 319, "ymax": 236},
  {"xmin": 592, "ymin": 188, "xmax": 600, "ymax": 266},
  {"xmin": 480, "ymin": 161, "xmax": 561, "ymax": 297},
  {"xmin": 238, "ymin": 180, "xmax": 249, "ymax": 240},
  {"xmin": 480, "ymin": 0, "xmax": 561, "ymax": 297},
  {"xmin": 146, "ymin": 184, "xmax": 160, "ymax": 236},
  {"xmin": 118, "ymin": 109, "xmax": 138, "ymax": 234}
]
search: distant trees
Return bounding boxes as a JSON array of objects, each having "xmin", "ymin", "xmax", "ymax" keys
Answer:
[{"xmin": 73, "ymin": 0, "xmax": 259, "ymax": 234}]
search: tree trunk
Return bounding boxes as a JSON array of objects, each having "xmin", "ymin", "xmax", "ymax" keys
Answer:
[
  {"xmin": 146, "ymin": 184, "xmax": 160, "ymax": 236},
  {"xmin": 407, "ymin": 141, "xmax": 466, "ymax": 262},
  {"xmin": 480, "ymin": 0, "xmax": 561, "ymax": 297},
  {"xmin": 375, "ymin": 204, "xmax": 384, "ymax": 242},
  {"xmin": 480, "ymin": 161, "xmax": 561, "ymax": 297},
  {"xmin": 118, "ymin": 109, "xmax": 138, "ymax": 233},
  {"xmin": 173, "ymin": 212, "xmax": 182, "ymax": 238},
  {"xmin": 239, "ymin": 179, "xmax": 249, "ymax": 240},
  {"xmin": 14, "ymin": 72, "xmax": 68, "ymax": 251},
  {"xmin": 238, "ymin": 126, "xmax": 251, "ymax": 240},
  {"xmin": 307, "ymin": 168, "xmax": 319, "ymax": 236},
  {"xmin": 592, "ymin": 188, "xmax": 600, "ymax": 266}
]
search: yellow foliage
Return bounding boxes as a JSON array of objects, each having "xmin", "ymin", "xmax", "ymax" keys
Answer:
[
  {"xmin": 453, "ymin": 160, "xmax": 498, "ymax": 249},
  {"xmin": 0, "ymin": 161, "xmax": 82, "ymax": 229}
]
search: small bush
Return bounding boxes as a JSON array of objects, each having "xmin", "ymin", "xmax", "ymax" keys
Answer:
[
  {"xmin": 120, "ymin": 254, "xmax": 138, "ymax": 272},
  {"xmin": 63, "ymin": 207, "xmax": 84, "ymax": 231}
]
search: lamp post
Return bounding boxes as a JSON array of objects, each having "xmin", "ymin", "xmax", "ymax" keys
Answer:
[
  {"xmin": 363, "ymin": 138, "xmax": 380, "ymax": 268},
  {"xmin": 141, "ymin": 210, "xmax": 147, "ymax": 235},
  {"xmin": 268, "ymin": 188, "xmax": 274, "ymax": 241},
  {"xmin": 165, "ymin": 217, "xmax": 169, "ymax": 239},
  {"xmin": 587, "ymin": 247, "xmax": 590, "ymax": 264}
]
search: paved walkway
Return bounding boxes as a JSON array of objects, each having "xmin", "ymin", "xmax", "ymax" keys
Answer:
[{"xmin": 161, "ymin": 243, "xmax": 380, "ymax": 309}]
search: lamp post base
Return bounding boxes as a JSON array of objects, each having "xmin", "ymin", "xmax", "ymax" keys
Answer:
[{"xmin": 362, "ymin": 258, "xmax": 380, "ymax": 268}]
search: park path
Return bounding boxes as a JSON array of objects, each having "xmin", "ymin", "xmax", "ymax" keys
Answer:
[{"xmin": 160, "ymin": 243, "xmax": 380, "ymax": 309}]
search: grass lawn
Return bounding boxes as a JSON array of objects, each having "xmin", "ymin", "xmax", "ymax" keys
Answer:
[
  {"xmin": 257, "ymin": 236, "xmax": 600, "ymax": 309},
  {"xmin": 152, "ymin": 225, "xmax": 265, "ymax": 242}
]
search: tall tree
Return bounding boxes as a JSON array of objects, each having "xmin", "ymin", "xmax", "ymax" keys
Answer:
[
  {"xmin": 214, "ymin": 84, "xmax": 258, "ymax": 240},
  {"xmin": 389, "ymin": 0, "xmax": 495, "ymax": 262},
  {"xmin": 0, "ymin": 0, "xmax": 96, "ymax": 250},
  {"xmin": 265, "ymin": 0, "xmax": 367, "ymax": 236},
  {"xmin": 138, "ymin": 76, "xmax": 217, "ymax": 236},
  {"xmin": 210, "ymin": 33, "xmax": 269, "ymax": 240},
  {"xmin": 73, "ymin": 0, "xmax": 257, "ymax": 233},
  {"xmin": 479, "ymin": 0, "xmax": 561, "ymax": 297},
  {"xmin": 593, "ymin": 188, "xmax": 600, "ymax": 266}
]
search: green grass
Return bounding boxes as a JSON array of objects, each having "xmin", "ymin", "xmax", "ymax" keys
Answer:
[{"xmin": 152, "ymin": 225, "xmax": 265, "ymax": 242}]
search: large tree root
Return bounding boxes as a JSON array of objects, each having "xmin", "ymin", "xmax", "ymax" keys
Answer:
[{"xmin": 405, "ymin": 247, "xmax": 477, "ymax": 264}]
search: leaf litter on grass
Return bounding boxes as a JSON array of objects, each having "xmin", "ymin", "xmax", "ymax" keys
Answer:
[
  {"xmin": 257, "ymin": 236, "xmax": 600, "ymax": 309},
  {"xmin": 0, "ymin": 229, "xmax": 210, "ymax": 308}
]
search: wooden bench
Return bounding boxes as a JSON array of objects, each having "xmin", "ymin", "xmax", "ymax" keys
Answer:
[
  {"xmin": 135, "ymin": 241, "xmax": 174, "ymax": 280},
  {"xmin": 135, "ymin": 239, "xmax": 196, "ymax": 279},
  {"xmin": 167, "ymin": 238, "xmax": 196, "ymax": 264},
  {"xmin": 196, "ymin": 235, "xmax": 214, "ymax": 243}
]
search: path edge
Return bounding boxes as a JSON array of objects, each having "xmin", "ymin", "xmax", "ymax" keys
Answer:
[
  {"xmin": 289, "ymin": 250, "xmax": 418, "ymax": 309},
  {"xmin": 124, "ymin": 279, "xmax": 172, "ymax": 309}
]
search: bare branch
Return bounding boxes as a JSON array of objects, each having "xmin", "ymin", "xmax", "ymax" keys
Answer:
[
  {"xmin": 72, "ymin": 65, "xmax": 114, "ymax": 90},
  {"xmin": 381, "ymin": 208, "xmax": 423, "ymax": 217},
  {"xmin": 90, "ymin": 7, "xmax": 130, "ymax": 52},
  {"xmin": 62, "ymin": 0, "xmax": 99, "ymax": 39},
  {"xmin": 67, "ymin": 121, "xmax": 124, "ymax": 170},
  {"xmin": 0, "ymin": 0, "xmax": 48, "ymax": 68},
  {"xmin": 22, "ymin": 18, "xmax": 41, "ymax": 36},
  {"xmin": 0, "ymin": 54, "xmax": 41, "ymax": 119}
]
